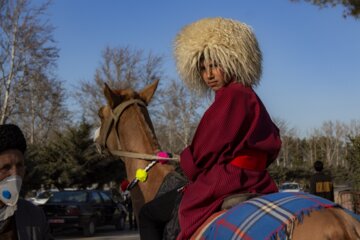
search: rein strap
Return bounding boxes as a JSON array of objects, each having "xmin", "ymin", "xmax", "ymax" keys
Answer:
[{"xmin": 110, "ymin": 149, "xmax": 180, "ymax": 162}]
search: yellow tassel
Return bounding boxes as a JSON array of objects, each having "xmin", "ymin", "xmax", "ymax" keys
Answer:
[{"xmin": 136, "ymin": 169, "xmax": 148, "ymax": 182}]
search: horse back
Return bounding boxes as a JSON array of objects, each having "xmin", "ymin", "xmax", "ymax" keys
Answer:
[
  {"xmin": 191, "ymin": 192, "xmax": 360, "ymax": 240},
  {"xmin": 292, "ymin": 208, "xmax": 360, "ymax": 240}
]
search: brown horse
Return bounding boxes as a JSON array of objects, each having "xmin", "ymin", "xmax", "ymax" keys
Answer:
[{"xmin": 94, "ymin": 80, "xmax": 360, "ymax": 240}]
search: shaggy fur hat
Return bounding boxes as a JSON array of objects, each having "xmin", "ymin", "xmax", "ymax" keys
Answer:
[
  {"xmin": 0, "ymin": 124, "xmax": 27, "ymax": 154},
  {"xmin": 174, "ymin": 17, "xmax": 262, "ymax": 95}
]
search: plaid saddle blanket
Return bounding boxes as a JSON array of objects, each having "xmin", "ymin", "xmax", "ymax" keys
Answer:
[{"xmin": 198, "ymin": 192, "xmax": 357, "ymax": 240}]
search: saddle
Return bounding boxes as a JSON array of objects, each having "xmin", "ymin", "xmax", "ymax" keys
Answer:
[
  {"xmin": 221, "ymin": 192, "xmax": 261, "ymax": 210},
  {"xmin": 156, "ymin": 172, "xmax": 261, "ymax": 240}
]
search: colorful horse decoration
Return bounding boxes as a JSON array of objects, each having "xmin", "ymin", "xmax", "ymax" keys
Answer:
[{"xmin": 94, "ymin": 80, "xmax": 360, "ymax": 239}]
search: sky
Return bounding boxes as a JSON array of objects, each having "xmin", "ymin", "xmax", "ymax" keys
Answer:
[{"xmin": 36, "ymin": 0, "xmax": 360, "ymax": 136}]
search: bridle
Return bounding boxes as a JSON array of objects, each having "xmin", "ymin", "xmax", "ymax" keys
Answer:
[
  {"xmin": 97, "ymin": 98, "xmax": 178, "ymax": 162},
  {"xmin": 97, "ymin": 98, "xmax": 144, "ymax": 154},
  {"xmin": 96, "ymin": 98, "xmax": 179, "ymax": 190}
]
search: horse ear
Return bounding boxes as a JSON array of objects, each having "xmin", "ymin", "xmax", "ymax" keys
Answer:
[
  {"xmin": 104, "ymin": 83, "xmax": 120, "ymax": 109},
  {"xmin": 139, "ymin": 79, "xmax": 159, "ymax": 104}
]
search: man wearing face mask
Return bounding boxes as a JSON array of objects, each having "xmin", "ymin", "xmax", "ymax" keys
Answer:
[{"xmin": 0, "ymin": 124, "xmax": 53, "ymax": 240}]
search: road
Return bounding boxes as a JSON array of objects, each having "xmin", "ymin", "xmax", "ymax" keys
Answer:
[{"xmin": 54, "ymin": 226, "xmax": 140, "ymax": 240}]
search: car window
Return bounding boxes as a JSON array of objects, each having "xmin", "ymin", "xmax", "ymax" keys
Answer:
[
  {"xmin": 37, "ymin": 191, "xmax": 53, "ymax": 199},
  {"xmin": 48, "ymin": 191, "xmax": 87, "ymax": 203},
  {"xmin": 281, "ymin": 184, "xmax": 299, "ymax": 190},
  {"xmin": 90, "ymin": 191, "xmax": 102, "ymax": 204},
  {"xmin": 99, "ymin": 191, "xmax": 112, "ymax": 204},
  {"xmin": 105, "ymin": 189, "xmax": 123, "ymax": 203}
]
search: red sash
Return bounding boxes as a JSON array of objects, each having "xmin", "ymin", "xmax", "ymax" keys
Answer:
[{"xmin": 230, "ymin": 150, "xmax": 267, "ymax": 171}]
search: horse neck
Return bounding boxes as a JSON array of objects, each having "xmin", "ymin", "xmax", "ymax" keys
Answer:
[{"xmin": 117, "ymin": 106, "xmax": 174, "ymax": 213}]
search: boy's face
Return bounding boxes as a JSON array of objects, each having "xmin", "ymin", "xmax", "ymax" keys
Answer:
[{"xmin": 199, "ymin": 60, "xmax": 228, "ymax": 92}]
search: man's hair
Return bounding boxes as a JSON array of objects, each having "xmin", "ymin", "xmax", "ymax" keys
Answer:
[
  {"xmin": 314, "ymin": 160, "xmax": 324, "ymax": 172},
  {"xmin": 0, "ymin": 124, "xmax": 27, "ymax": 154}
]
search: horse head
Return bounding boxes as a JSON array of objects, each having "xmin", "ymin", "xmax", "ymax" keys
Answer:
[{"xmin": 94, "ymin": 80, "xmax": 174, "ymax": 217}]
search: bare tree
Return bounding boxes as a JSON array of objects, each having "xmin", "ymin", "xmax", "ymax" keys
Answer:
[
  {"xmin": 0, "ymin": 0, "xmax": 60, "ymax": 118},
  {"xmin": 306, "ymin": 135, "xmax": 319, "ymax": 166},
  {"xmin": 310, "ymin": 121, "xmax": 348, "ymax": 166},
  {"xmin": 76, "ymin": 46, "xmax": 164, "ymax": 123},
  {"xmin": 12, "ymin": 71, "xmax": 69, "ymax": 144},
  {"xmin": 273, "ymin": 117, "xmax": 298, "ymax": 167},
  {"xmin": 154, "ymin": 80, "xmax": 204, "ymax": 153},
  {"xmin": 348, "ymin": 119, "xmax": 360, "ymax": 136},
  {"xmin": 76, "ymin": 46, "xmax": 206, "ymax": 155}
]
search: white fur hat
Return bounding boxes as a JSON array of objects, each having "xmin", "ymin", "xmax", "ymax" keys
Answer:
[{"xmin": 174, "ymin": 17, "xmax": 262, "ymax": 95}]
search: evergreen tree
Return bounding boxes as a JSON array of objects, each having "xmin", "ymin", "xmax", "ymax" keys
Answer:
[{"xmin": 23, "ymin": 119, "xmax": 126, "ymax": 192}]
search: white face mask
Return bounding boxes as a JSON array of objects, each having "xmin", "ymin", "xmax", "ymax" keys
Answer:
[{"xmin": 0, "ymin": 175, "xmax": 22, "ymax": 207}]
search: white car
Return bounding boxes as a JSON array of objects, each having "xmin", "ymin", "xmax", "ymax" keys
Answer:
[
  {"xmin": 279, "ymin": 182, "xmax": 302, "ymax": 193},
  {"xmin": 29, "ymin": 190, "xmax": 57, "ymax": 205}
]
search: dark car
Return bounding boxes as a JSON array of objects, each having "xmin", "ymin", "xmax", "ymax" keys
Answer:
[{"xmin": 41, "ymin": 189, "xmax": 127, "ymax": 236}]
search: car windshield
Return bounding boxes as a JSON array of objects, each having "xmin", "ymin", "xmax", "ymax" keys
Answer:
[
  {"xmin": 37, "ymin": 191, "xmax": 53, "ymax": 199},
  {"xmin": 281, "ymin": 184, "xmax": 299, "ymax": 190},
  {"xmin": 47, "ymin": 191, "xmax": 87, "ymax": 203}
]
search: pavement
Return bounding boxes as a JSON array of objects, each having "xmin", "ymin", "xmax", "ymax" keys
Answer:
[{"xmin": 53, "ymin": 225, "xmax": 140, "ymax": 240}]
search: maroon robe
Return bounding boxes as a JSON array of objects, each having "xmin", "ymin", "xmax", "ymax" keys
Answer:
[{"xmin": 177, "ymin": 82, "xmax": 281, "ymax": 239}]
